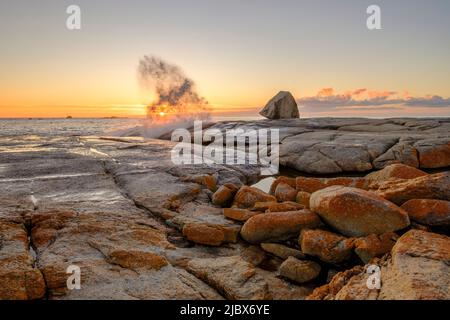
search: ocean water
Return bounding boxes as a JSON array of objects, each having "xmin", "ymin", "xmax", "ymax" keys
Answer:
[{"xmin": 0, "ymin": 116, "xmax": 263, "ymax": 137}]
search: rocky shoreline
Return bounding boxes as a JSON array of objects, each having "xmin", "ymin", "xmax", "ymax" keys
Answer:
[{"xmin": 0, "ymin": 118, "xmax": 449, "ymax": 300}]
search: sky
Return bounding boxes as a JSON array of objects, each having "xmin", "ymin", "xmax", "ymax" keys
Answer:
[{"xmin": 0, "ymin": 0, "xmax": 449, "ymax": 118}]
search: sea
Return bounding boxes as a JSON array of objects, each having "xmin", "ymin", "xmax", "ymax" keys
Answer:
[{"xmin": 0, "ymin": 116, "xmax": 263, "ymax": 137}]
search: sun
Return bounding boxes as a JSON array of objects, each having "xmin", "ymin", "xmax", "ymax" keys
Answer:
[{"xmin": 159, "ymin": 112, "xmax": 166, "ymax": 116}]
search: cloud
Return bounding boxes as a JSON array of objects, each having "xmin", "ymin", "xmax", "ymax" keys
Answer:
[{"xmin": 297, "ymin": 88, "xmax": 450, "ymax": 111}]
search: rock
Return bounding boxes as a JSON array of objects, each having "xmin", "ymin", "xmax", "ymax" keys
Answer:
[
  {"xmin": 274, "ymin": 182, "xmax": 298, "ymax": 202},
  {"xmin": 354, "ymin": 232, "xmax": 398, "ymax": 263},
  {"xmin": 365, "ymin": 163, "xmax": 427, "ymax": 182},
  {"xmin": 212, "ymin": 185, "xmax": 235, "ymax": 207},
  {"xmin": 415, "ymin": 140, "xmax": 450, "ymax": 168},
  {"xmin": 208, "ymin": 118, "xmax": 450, "ymax": 174},
  {"xmin": 376, "ymin": 172, "xmax": 450, "ymax": 205},
  {"xmin": 310, "ymin": 186, "xmax": 410, "ymax": 237},
  {"xmin": 182, "ymin": 223, "xmax": 236, "ymax": 246},
  {"xmin": 279, "ymin": 257, "xmax": 321, "ymax": 284},
  {"xmin": 0, "ymin": 221, "xmax": 46, "ymax": 300},
  {"xmin": 186, "ymin": 255, "xmax": 312, "ymax": 300},
  {"xmin": 240, "ymin": 246, "xmax": 267, "ymax": 266},
  {"xmin": 308, "ymin": 230, "xmax": 450, "ymax": 300},
  {"xmin": 306, "ymin": 265, "xmax": 365, "ymax": 300},
  {"xmin": 261, "ymin": 243, "xmax": 305, "ymax": 259},
  {"xmin": 373, "ymin": 140, "xmax": 419, "ymax": 169},
  {"xmin": 252, "ymin": 201, "xmax": 278, "ymax": 212},
  {"xmin": 182, "ymin": 174, "xmax": 217, "ymax": 191},
  {"xmin": 296, "ymin": 191, "xmax": 311, "ymax": 208},
  {"xmin": 296, "ymin": 176, "xmax": 368, "ymax": 193},
  {"xmin": 241, "ymin": 210, "xmax": 322, "ymax": 244},
  {"xmin": 401, "ymin": 199, "xmax": 450, "ymax": 226},
  {"xmin": 223, "ymin": 208, "xmax": 261, "ymax": 222},
  {"xmin": 105, "ymin": 248, "xmax": 168, "ymax": 270},
  {"xmin": 232, "ymin": 186, "xmax": 277, "ymax": 209},
  {"xmin": 300, "ymin": 229, "xmax": 354, "ymax": 264},
  {"xmin": 259, "ymin": 91, "xmax": 299, "ymax": 119},
  {"xmin": 378, "ymin": 230, "xmax": 450, "ymax": 299},
  {"xmin": 266, "ymin": 201, "xmax": 304, "ymax": 212},
  {"xmin": 269, "ymin": 176, "xmax": 296, "ymax": 195}
]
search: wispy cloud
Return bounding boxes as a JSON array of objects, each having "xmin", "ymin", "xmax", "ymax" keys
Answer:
[{"xmin": 297, "ymin": 88, "xmax": 450, "ymax": 111}]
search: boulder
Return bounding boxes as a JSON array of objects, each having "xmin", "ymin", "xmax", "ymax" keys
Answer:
[
  {"xmin": 401, "ymin": 199, "xmax": 450, "ymax": 226},
  {"xmin": 266, "ymin": 201, "xmax": 304, "ymax": 212},
  {"xmin": 182, "ymin": 223, "xmax": 225, "ymax": 246},
  {"xmin": 252, "ymin": 201, "xmax": 278, "ymax": 212},
  {"xmin": 365, "ymin": 163, "xmax": 427, "ymax": 182},
  {"xmin": 300, "ymin": 229, "xmax": 354, "ymax": 264},
  {"xmin": 308, "ymin": 230, "xmax": 450, "ymax": 300},
  {"xmin": 241, "ymin": 210, "xmax": 322, "ymax": 243},
  {"xmin": 269, "ymin": 176, "xmax": 296, "ymax": 195},
  {"xmin": 259, "ymin": 91, "xmax": 299, "ymax": 119},
  {"xmin": 378, "ymin": 230, "xmax": 450, "ymax": 299},
  {"xmin": 261, "ymin": 243, "xmax": 305, "ymax": 259},
  {"xmin": 310, "ymin": 186, "xmax": 410, "ymax": 237},
  {"xmin": 296, "ymin": 176, "xmax": 368, "ymax": 193},
  {"xmin": 354, "ymin": 232, "xmax": 398, "ymax": 263},
  {"xmin": 279, "ymin": 257, "xmax": 321, "ymax": 284},
  {"xmin": 232, "ymin": 186, "xmax": 277, "ymax": 209},
  {"xmin": 274, "ymin": 182, "xmax": 298, "ymax": 202},
  {"xmin": 212, "ymin": 185, "xmax": 235, "ymax": 207},
  {"xmin": 415, "ymin": 140, "xmax": 450, "ymax": 168},
  {"xmin": 376, "ymin": 172, "xmax": 450, "ymax": 205}
]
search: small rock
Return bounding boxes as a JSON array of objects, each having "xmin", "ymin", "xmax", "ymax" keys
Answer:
[
  {"xmin": 354, "ymin": 232, "xmax": 398, "ymax": 263},
  {"xmin": 252, "ymin": 201, "xmax": 278, "ymax": 212},
  {"xmin": 266, "ymin": 201, "xmax": 304, "ymax": 212},
  {"xmin": 275, "ymin": 182, "xmax": 298, "ymax": 202},
  {"xmin": 261, "ymin": 243, "xmax": 305, "ymax": 259},
  {"xmin": 279, "ymin": 257, "xmax": 321, "ymax": 284},
  {"xmin": 310, "ymin": 186, "xmax": 410, "ymax": 237},
  {"xmin": 182, "ymin": 223, "xmax": 225, "ymax": 246},
  {"xmin": 212, "ymin": 185, "xmax": 235, "ymax": 207},
  {"xmin": 223, "ymin": 208, "xmax": 261, "ymax": 222},
  {"xmin": 232, "ymin": 186, "xmax": 277, "ymax": 209},
  {"xmin": 296, "ymin": 191, "xmax": 311, "ymax": 208},
  {"xmin": 300, "ymin": 229, "xmax": 354, "ymax": 264},
  {"xmin": 269, "ymin": 176, "xmax": 296, "ymax": 195},
  {"xmin": 259, "ymin": 91, "xmax": 299, "ymax": 119},
  {"xmin": 241, "ymin": 210, "xmax": 322, "ymax": 244},
  {"xmin": 401, "ymin": 199, "xmax": 450, "ymax": 226}
]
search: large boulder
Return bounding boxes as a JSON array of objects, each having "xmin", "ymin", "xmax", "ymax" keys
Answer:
[
  {"xmin": 307, "ymin": 230, "xmax": 450, "ymax": 300},
  {"xmin": 240, "ymin": 210, "xmax": 322, "ymax": 243},
  {"xmin": 259, "ymin": 91, "xmax": 299, "ymax": 119},
  {"xmin": 310, "ymin": 186, "xmax": 410, "ymax": 237}
]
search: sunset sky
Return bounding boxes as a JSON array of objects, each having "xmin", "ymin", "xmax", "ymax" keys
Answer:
[{"xmin": 0, "ymin": 0, "xmax": 449, "ymax": 118}]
